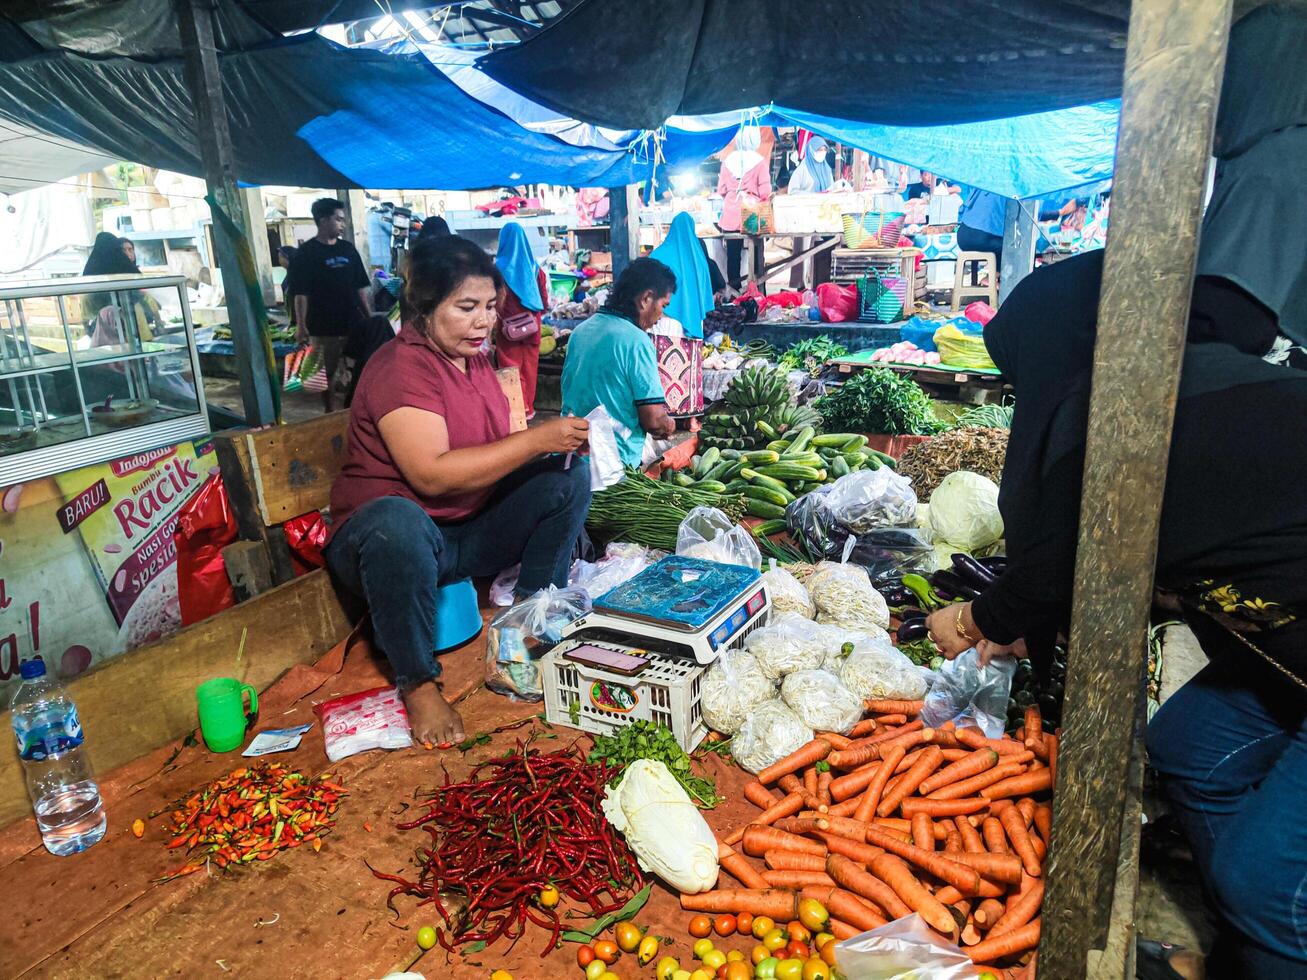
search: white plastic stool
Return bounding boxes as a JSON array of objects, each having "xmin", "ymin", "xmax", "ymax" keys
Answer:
[{"xmin": 951, "ymin": 251, "xmax": 999, "ymax": 311}]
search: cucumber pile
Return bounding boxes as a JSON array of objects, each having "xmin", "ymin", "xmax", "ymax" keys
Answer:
[
  {"xmin": 698, "ymin": 366, "xmax": 821, "ymax": 452},
  {"xmin": 666, "ymin": 427, "xmax": 897, "ymax": 521}
]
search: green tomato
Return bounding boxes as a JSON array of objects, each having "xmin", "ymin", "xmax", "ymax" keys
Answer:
[
  {"xmin": 415, "ymin": 926, "xmax": 437, "ymax": 950},
  {"xmin": 755, "ymin": 957, "xmax": 780, "ymax": 979}
]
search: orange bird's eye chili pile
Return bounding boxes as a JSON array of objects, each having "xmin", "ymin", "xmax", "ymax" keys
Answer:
[
  {"xmin": 156, "ymin": 761, "xmax": 346, "ymax": 880},
  {"xmin": 371, "ymin": 742, "xmax": 644, "ymax": 957}
]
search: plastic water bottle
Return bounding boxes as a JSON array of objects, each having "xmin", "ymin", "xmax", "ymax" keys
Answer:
[{"xmin": 10, "ymin": 658, "xmax": 106, "ymax": 856}]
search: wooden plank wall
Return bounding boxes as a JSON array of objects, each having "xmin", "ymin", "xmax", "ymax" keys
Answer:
[{"xmin": 0, "ymin": 570, "xmax": 353, "ymax": 830}]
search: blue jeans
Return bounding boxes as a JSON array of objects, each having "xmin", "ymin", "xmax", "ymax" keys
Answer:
[
  {"xmin": 1147, "ymin": 616, "xmax": 1307, "ymax": 977},
  {"xmin": 323, "ymin": 456, "xmax": 590, "ymax": 688}
]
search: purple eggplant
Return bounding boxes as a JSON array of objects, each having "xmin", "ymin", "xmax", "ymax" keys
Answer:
[
  {"xmin": 897, "ymin": 618, "xmax": 930, "ymax": 644},
  {"xmin": 879, "ymin": 584, "xmax": 916, "ymax": 608},
  {"xmin": 979, "ymin": 555, "xmax": 1008, "ymax": 573},
  {"xmin": 930, "ymin": 569, "xmax": 983, "ymax": 601},
  {"xmin": 951, "ymin": 553, "xmax": 997, "ymax": 588}
]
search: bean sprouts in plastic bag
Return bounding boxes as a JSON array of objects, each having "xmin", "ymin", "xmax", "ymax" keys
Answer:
[
  {"xmin": 733, "ymin": 699, "xmax": 813, "ymax": 775},
  {"xmin": 745, "ymin": 611, "xmax": 831, "ymax": 679},
  {"xmin": 761, "ymin": 560, "xmax": 814, "ymax": 618},
  {"xmin": 834, "ymin": 914, "xmax": 977, "ymax": 979},
  {"xmin": 701, "ymin": 647, "xmax": 776, "ymax": 735},
  {"xmin": 781, "ymin": 669, "xmax": 864, "ymax": 734},
  {"xmin": 809, "ymin": 561, "xmax": 890, "ymax": 631},
  {"xmin": 840, "ymin": 644, "xmax": 929, "ymax": 702}
]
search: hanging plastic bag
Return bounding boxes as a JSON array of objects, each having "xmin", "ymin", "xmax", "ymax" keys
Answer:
[
  {"xmin": 485, "ymin": 585, "xmax": 591, "ymax": 701},
  {"xmin": 834, "ymin": 914, "xmax": 977, "ymax": 980},
  {"xmin": 781, "ymin": 669, "xmax": 863, "ymax": 734},
  {"xmin": 676, "ymin": 506, "xmax": 761, "ymax": 570},
  {"xmin": 583, "ymin": 404, "xmax": 626, "ymax": 491},
  {"xmin": 701, "ymin": 647, "xmax": 776, "ymax": 735},
  {"xmin": 174, "ymin": 472, "xmax": 238, "ymax": 626},
  {"xmin": 921, "ymin": 647, "xmax": 1017, "ymax": 738}
]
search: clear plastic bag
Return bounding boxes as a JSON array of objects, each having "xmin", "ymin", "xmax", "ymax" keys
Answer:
[
  {"xmin": 761, "ymin": 560, "xmax": 814, "ymax": 618},
  {"xmin": 676, "ymin": 506, "xmax": 761, "ymax": 570},
  {"xmin": 834, "ymin": 913, "xmax": 977, "ymax": 979},
  {"xmin": 823, "ymin": 469, "xmax": 918, "ymax": 533},
  {"xmin": 780, "ymin": 669, "xmax": 864, "ymax": 734},
  {"xmin": 569, "ymin": 542, "xmax": 657, "ymax": 602},
  {"xmin": 490, "ymin": 565, "xmax": 520, "ymax": 607},
  {"xmin": 732, "ymin": 699, "xmax": 813, "ymax": 775},
  {"xmin": 485, "ymin": 585, "xmax": 591, "ymax": 701},
  {"xmin": 745, "ymin": 610, "xmax": 831, "ymax": 679},
  {"xmin": 840, "ymin": 644, "xmax": 929, "ymax": 701},
  {"xmin": 583, "ymin": 404, "xmax": 627, "ymax": 491},
  {"xmin": 701, "ymin": 647, "xmax": 776, "ymax": 735},
  {"xmin": 921, "ymin": 648, "xmax": 1017, "ymax": 738},
  {"xmin": 809, "ymin": 562, "xmax": 890, "ymax": 632},
  {"xmin": 786, "ymin": 492, "xmax": 936, "ymax": 585}
]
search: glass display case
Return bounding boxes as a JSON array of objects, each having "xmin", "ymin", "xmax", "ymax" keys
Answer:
[{"xmin": 0, "ymin": 275, "xmax": 209, "ymax": 483}]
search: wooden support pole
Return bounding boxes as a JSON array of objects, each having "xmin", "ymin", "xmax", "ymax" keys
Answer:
[
  {"xmin": 608, "ymin": 184, "xmax": 641, "ymax": 278},
  {"xmin": 998, "ymin": 198, "xmax": 1037, "ymax": 304},
  {"xmin": 1039, "ymin": 0, "xmax": 1233, "ymax": 976},
  {"xmin": 338, "ymin": 187, "xmax": 373, "ymax": 271},
  {"xmin": 237, "ymin": 185, "xmax": 275, "ymax": 305},
  {"xmin": 175, "ymin": 0, "xmax": 277, "ymax": 426}
]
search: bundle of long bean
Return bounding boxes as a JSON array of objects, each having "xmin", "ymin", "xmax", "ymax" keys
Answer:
[
  {"xmin": 372, "ymin": 742, "xmax": 644, "ymax": 957},
  {"xmin": 586, "ymin": 468, "xmax": 747, "ymax": 550}
]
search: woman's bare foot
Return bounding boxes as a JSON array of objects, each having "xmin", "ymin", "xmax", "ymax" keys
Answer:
[{"xmin": 403, "ymin": 681, "xmax": 466, "ymax": 746}]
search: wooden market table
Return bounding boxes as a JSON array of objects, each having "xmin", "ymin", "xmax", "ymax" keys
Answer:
[{"xmin": 831, "ymin": 350, "xmax": 1011, "ymax": 405}]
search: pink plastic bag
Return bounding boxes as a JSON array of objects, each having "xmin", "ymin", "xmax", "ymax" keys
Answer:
[
  {"xmin": 817, "ymin": 282, "xmax": 859, "ymax": 323},
  {"xmin": 314, "ymin": 686, "xmax": 412, "ymax": 761},
  {"xmin": 964, "ymin": 301, "xmax": 997, "ymax": 325}
]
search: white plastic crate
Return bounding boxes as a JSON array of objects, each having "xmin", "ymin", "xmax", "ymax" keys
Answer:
[{"xmin": 542, "ymin": 638, "xmax": 709, "ymax": 751}]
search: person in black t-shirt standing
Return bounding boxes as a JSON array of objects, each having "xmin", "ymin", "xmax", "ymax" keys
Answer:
[{"xmin": 286, "ymin": 197, "xmax": 372, "ymax": 412}]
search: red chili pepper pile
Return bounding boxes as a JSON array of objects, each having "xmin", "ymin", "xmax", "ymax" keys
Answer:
[
  {"xmin": 372, "ymin": 741, "xmax": 643, "ymax": 956},
  {"xmin": 157, "ymin": 760, "xmax": 346, "ymax": 881}
]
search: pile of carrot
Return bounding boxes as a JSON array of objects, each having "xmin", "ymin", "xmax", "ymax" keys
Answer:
[{"xmin": 682, "ymin": 700, "xmax": 1058, "ymax": 975}]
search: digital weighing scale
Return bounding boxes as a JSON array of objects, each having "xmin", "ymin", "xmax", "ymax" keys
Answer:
[{"xmin": 561, "ymin": 554, "xmax": 771, "ymax": 665}]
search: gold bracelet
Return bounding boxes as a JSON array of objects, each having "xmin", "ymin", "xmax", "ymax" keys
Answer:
[{"xmin": 955, "ymin": 606, "xmax": 973, "ymax": 643}]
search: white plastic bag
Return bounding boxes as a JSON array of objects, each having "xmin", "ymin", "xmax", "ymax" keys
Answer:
[
  {"xmin": 490, "ymin": 565, "xmax": 520, "ymax": 607},
  {"xmin": 485, "ymin": 585, "xmax": 590, "ymax": 701},
  {"xmin": 921, "ymin": 648, "xmax": 1017, "ymax": 738},
  {"xmin": 316, "ymin": 686, "xmax": 413, "ymax": 762},
  {"xmin": 745, "ymin": 610, "xmax": 830, "ymax": 679},
  {"xmin": 583, "ymin": 404, "xmax": 627, "ymax": 491},
  {"xmin": 834, "ymin": 914, "xmax": 976, "ymax": 980},
  {"xmin": 840, "ymin": 644, "xmax": 929, "ymax": 701},
  {"xmin": 676, "ymin": 506, "xmax": 761, "ymax": 570},
  {"xmin": 928, "ymin": 471, "xmax": 1004, "ymax": 551},
  {"xmin": 823, "ymin": 469, "xmax": 918, "ymax": 533},
  {"xmin": 781, "ymin": 669, "xmax": 864, "ymax": 734},
  {"xmin": 733, "ymin": 699, "xmax": 813, "ymax": 774},
  {"xmin": 761, "ymin": 560, "xmax": 814, "ymax": 618},
  {"xmin": 809, "ymin": 561, "xmax": 890, "ymax": 631},
  {"xmin": 601, "ymin": 759, "xmax": 718, "ymax": 893},
  {"xmin": 701, "ymin": 647, "xmax": 777, "ymax": 735}
]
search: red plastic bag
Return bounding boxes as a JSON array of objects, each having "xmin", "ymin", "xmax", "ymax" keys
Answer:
[
  {"xmin": 283, "ymin": 511, "xmax": 329, "ymax": 573},
  {"xmin": 964, "ymin": 301, "xmax": 997, "ymax": 325},
  {"xmin": 816, "ymin": 282, "xmax": 859, "ymax": 323},
  {"xmin": 174, "ymin": 473, "xmax": 238, "ymax": 626},
  {"xmin": 757, "ymin": 290, "xmax": 806, "ymax": 313}
]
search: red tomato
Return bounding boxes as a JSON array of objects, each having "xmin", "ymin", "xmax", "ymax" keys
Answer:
[
  {"xmin": 786, "ymin": 940, "xmax": 811, "ymax": 960},
  {"xmin": 713, "ymin": 914, "xmax": 737, "ymax": 937},
  {"xmin": 736, "ymin": 912, "xmax": 754, "ymax": 936},
  {"xmin": 689, "ymin": 915, "xmax": 713, "ymax": 939}
]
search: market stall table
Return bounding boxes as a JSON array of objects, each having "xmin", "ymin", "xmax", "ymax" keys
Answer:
[
  {"xmin": 832, "ymin": 350, "xmax": 1010, "ymax": 405},
  {"xmin": 732, "ymin": 319, "xmax": 901, "ymax": 354}
]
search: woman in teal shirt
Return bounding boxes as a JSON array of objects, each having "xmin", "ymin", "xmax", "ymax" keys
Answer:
[{"xmin": 561, "ymin": 258, "xmax": 678, "ymax": 466}]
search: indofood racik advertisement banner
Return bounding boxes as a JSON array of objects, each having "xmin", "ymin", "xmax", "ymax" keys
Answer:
[{"xmin": 0, "ymin": 438, "xmax": 216, "ymax": 700}]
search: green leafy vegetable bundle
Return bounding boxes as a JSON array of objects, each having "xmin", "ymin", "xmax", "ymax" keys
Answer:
[
  {"xmin": 587, "ymin": 720, "xmax": 721, "ymax": 808},
  {"xmin": 778, "ymin": 335, "xmax": 850, "ymax": 376},
  {"xmin": 817, "ymin": 368, "xmax": 945, "ymax": 436}
]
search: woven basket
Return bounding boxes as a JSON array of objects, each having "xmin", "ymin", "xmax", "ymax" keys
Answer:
[
  {"xmin": 842, "ymin": 211, "xmax": 905, "ymax": 249},
  {"xmin": 857, "ymin": 269, "xmax": 908, "ymax": 324}
]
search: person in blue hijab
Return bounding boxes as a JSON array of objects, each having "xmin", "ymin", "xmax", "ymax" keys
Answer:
[
  {"xmin": 788, "ymin": 136, "xmax": 834, "ymax": 194},
  {"xmin": 648, "ymin": 212, "xmax": 714, "ymax": 339},
  {"xmin": 493, "ymin": 221, "xmax": 548, "ymax": 416}
]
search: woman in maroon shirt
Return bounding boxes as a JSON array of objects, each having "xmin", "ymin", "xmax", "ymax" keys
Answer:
[{"xmin": 325, "ymin": 237, "xmax": 591, "ymax": 744}]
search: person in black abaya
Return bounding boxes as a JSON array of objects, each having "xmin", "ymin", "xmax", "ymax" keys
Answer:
[{"xmin": 924, "ymin": 246, "xmax": 1307, "ymax": 978}]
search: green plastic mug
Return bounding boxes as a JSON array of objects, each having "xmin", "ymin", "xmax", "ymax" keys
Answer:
[{"xmin": 196, "ymin": 678, "xmax": 258, "ymax": 752}]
